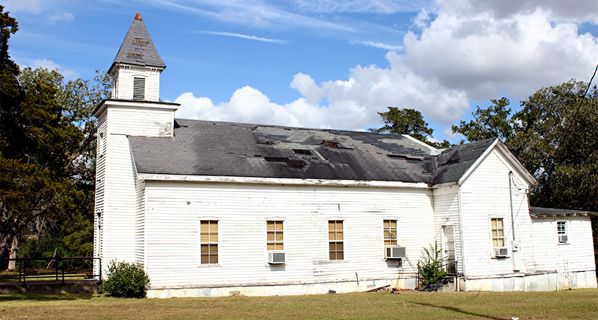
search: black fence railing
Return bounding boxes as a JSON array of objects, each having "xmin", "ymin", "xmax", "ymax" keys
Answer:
[{"xmin": 0, "ymin": 257, "xmax": 101, "ymax": 285}]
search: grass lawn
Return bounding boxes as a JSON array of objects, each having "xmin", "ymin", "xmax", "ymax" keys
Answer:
[{"xmin": 1, "ymin": 289, "xmax": 597, "ymax": 320}]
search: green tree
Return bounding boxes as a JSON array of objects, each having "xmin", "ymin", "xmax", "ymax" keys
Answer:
[
  {"xmin": 453, "ymin": 80, "xmax": 598, "ymax": 272},
  {"xmin": 0, "ymin": 5, "xmax": 110, "ymax": 268},
  {"xmin": 373, "ymin": 107, "xmax": 451, "ymax": 148},
  {"xmin": 451, "ymin": 97, "xmax": 514, "ymax": 142}
]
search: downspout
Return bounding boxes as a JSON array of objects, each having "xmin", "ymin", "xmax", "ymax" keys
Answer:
[
  {"xmin": 456, "ymin": 185, "xmax": 466, "ymax": 290},
  {"xmin": 508, "ymin": 171, "xmax": 516, "ymax": 243},
  {"xmin": 509, "ymin": 171, "xmax": 520, "ymax": 273}
]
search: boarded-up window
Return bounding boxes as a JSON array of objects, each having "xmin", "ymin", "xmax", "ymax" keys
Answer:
[
  {"xmin": 267, "ymin": 221, "xmax": 284, "ymax": 251},
  {"xmin": 133, "ymin": 77, "xmax": 145, "ymax": 100},
  {"xmin": 328, "ymin": 220, "xmax": 344, "ymax": 260},
  {"xmin": 200, "ymin": 220, "xmax": 218, "ymax": 264},
  {"xmin": 383, "ymin": 220, "xmax": 398, "ymax": 246},
  {"xmin": 491, "ymin": 218, "xmax": 505, "ymax": 248}
]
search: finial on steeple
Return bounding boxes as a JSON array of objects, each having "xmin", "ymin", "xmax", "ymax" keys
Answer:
[{"xmin": 135, "ymin": 13, "xmax": 142, "ymax": 21}]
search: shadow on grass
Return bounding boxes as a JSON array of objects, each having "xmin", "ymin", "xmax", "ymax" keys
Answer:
[
  {"xmin": 408, "ymin": 301, "xmax": 508, "ymax": 320},
  {"xmin": 0, "ymin": 293, "xmax": 93, "ymax": 302}
]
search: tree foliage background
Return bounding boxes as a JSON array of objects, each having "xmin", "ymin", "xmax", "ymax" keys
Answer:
[{"xmin": 0, "ymin": 5, "xmax": 110, "ymax": 269}]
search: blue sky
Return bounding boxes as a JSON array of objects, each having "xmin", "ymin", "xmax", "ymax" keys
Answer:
[{"xmin": 5, "ymin": 0, "xmax": 598, "ymax": 142}]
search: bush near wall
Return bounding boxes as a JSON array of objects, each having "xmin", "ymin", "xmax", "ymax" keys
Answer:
[{"xmin": 102, "ymin": 261, "xmax": 150, "ymax": 298}]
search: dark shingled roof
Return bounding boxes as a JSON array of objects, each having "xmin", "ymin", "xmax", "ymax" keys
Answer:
[
  {"xmin": 128, "ymin": 119, "xmax": 496, "ymax": 184},
  {"xmin": 529, "ymin": 207, "xmax": 597, "ymax": 218},
  {"xmin": 109, "ymin": 13, "xmax": 165, "ymax": 73}
]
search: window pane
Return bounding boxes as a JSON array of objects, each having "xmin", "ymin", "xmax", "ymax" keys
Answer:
[
  {"xmin": 201, "ymin": 255, "xmax": 209, "ymax": 264},
  {"xmin": 267, "ymin": 221, "xmax": 275, "ymax": 231},
  {"xmin": 267, "ymin": 243, "xmax": 275, "ymax": 251},
  {"xmin": 275, "ymin": 243, "xmax": 284, "ymax": 250},
  {"xmin": 209, "ymin": 232, "xmax": 218, "ymax": 242},
  {"xmin": 337, "ymin": 252, "xmax": 344, "ymax": 260},
  {"xmin": 267, "ymin": 232, "xmax": 275, "ymax": 241},
  {"xmin": 276, "ymin": 232, "xmax": 283, "ymax": 241},
  {"xmin": 337, "ymin": 231, "xmax": 343, "ymax": 241}
]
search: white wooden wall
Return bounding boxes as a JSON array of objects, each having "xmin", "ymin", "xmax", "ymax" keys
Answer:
[
  {"xmin": 459, "ymin": 148, "xmax": 534, "ymax": 277},
  {"xmin": 93, "ymin": 112, "xmax": 108, "ymax": 275},
  {"xmin": 143, "ymin": 182, "xmax": 436, "ymax": 289},
  {"xmin": 531, "ymin": 216, "xmax": 595, "ymax": 273},
  {"xmin": 95, "ymin": 102, "xmax": 176, "ymax": 274},
  {"xmin": 112, "ymin": 66, "xmax": 161, "ymax": 101},
  {"xmin": 432, "ymin": 184, "xmax": 463, "ymax": 273}
]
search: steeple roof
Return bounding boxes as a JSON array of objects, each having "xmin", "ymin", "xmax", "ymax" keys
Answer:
[{"xmin": 109, "ymin": 13, "xmax": 166, "ymax": 73}]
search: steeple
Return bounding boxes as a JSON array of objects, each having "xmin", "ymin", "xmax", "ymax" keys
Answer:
[
  {"xmin": 109, "ymin": 13, "xmax": 165, "ymax": 73},
  {"xmin": 109, "ymin": 13, "xmax": 165, "ymax": 101}
]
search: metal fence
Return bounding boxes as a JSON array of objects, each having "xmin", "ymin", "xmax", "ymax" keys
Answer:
[{"xmin": 0, "ymin": 257, "xmax": 101, "ymax": 285}]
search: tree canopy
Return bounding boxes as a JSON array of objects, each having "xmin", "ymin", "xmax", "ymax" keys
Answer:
[
  {"xmin": 373, "ymin": 107, "xmax": 450, "ymax": 148},
  {"xmin": 0, "ymin": 5, "xmax": 110, "ymax": 269}
]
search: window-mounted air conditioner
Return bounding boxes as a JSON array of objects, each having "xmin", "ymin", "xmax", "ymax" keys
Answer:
[
  {"xmin": 494, "ymin": 247, "xmax": 508, "ymax": 258},
  {"xmin": 385, "ymin": 246, "xmax": 406, "ymax": 260},
  {"xmin": 558, "ymin": 234, "xmax": 568, "ymax": 244},
  {"xmin": 268, "ymin": 251, "xmax": 286, "ymax": 265}
]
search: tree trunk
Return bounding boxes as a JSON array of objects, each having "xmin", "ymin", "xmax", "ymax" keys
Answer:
[{"xmin": 7, "ymin": 237, "xmax": 17, "ymax": 271}]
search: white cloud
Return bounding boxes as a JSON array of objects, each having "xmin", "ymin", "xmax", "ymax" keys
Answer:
[
  {"xmin": 30, "ymin": 59, "xmax": 80, "ymax": 80},
  {"xmin": 175, "ymin": 0, "xmax": 598, "ymax": 140},
  {"xmin": 404, "ymin": 2, "xmax": 598, "ymax": 100},
  {"xmin": 3, "ymin": 0, "xmax": 43, "ymax": 14},
  {"xmin": 176, "ymin": 51, "xmax": 469, "ymax": 131},
  {"xmin": 48, "ymin": 12, "xmax": 74, "ymax": 22},
  {"xmin": 200, "ymin": 31, "xmax": 288, "ymax": 44},
  {"xmin": 355, "ymin": 41, "xmax": 402, "ymax": 51},
  {"xmin": 292, "ymin": 0, "xmax": 433, "ymax": 14}
]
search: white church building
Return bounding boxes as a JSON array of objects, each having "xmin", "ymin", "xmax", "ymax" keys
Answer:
[{"xmin": 93, "ymin": 14, "xmax": 597, "ymax": 298}]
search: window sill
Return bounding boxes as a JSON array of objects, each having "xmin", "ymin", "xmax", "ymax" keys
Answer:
[
  {"xmin": 314, "ymin": 259, "xmax": 348, "ymax": 265},
  {"xmin": 557, "ymin": 242, "xmax": 570, "ymax": 245},
  {"xmin": 198, "ymin": 264, "xmax": 222, "ymax": 268}
]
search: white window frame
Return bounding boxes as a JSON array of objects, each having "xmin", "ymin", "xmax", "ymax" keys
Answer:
[
  {"xmin": 328, "ymin": 220, "xmax": 344, "ymax": 261},
  {"xmin": 383, "ymin": 219, "xmax": 398, "ymax": 246},
  {"xmin": 198, "ymin": 219, "xmax": 220, "ymax": 266},
  {"xmin": 557, "ymin": 221, "xmax": 568, "ymax": 244},
  {"xmin": 266, "ymin": 220, "xmax": 284, "ymax": 251},
  {"xmin": 490, "ymin": 217, "xmax": 508, "ymax": 258}
]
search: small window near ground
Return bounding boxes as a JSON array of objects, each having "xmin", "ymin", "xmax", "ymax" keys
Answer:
[
  {"xmin": 383, "ymin": 220, "xmax": 397, "ymax": 246},
  {"xmin": 328, "ymin": 220, "xmax": 344, "ymax": 260},
  {"xmin": 267, "ymin": 221, "xmax": 284, "ymax": 251},
  {"xmin": 200, "ymin": 220, "xmax": 218, "ymax": 264},
  {"xmin": 557, "ymin": 221, "xmax": 568, "ymax": 244},
  {"xmin": 133, "ymin": 77, "xmax": 145, "ymax": 100},
  {"xmin": 491, "ymin": 218, "xmax": 505, "ymax": 249}
]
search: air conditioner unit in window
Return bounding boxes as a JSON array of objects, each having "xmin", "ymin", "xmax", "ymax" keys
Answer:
[
  {"xmin": 494, "ymin": 247, "xmax": 508, "ymax": 258},
  {"xmin": 385, "ymin": 246, "xmax": 406, "ymax": 260},
  {"xmin": 558, "ymin": 234, "xmax": 568, "ymax": 244},
  {"xmin": 268, "ymin": 251, "xmax": 286, "ymax": 265}
]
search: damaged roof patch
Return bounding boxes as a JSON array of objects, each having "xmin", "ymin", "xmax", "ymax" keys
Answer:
[{"xmin": 128, "ymin": 119, "xmax": 495, "ymax": 184}]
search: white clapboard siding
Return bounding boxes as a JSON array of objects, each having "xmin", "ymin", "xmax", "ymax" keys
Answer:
[
  {"xmin": 102, "ymin": 134, "xmax": 138, "ymax": 265},
  {"xmin": 114, "ymin": 66, "xmax": 160, "ymax": 101},
  {"xmin": 432, "ymin": 184, "xmax": 463, "ymax": 273},
  {"xmin": 459, "ymin": 148, "xmax": 534, "ymax": 277},
  {"xmin": 107, "ymin": 106, "xmax": 174, "ymax": 137},
  {"xmin": 531, "ymin": 216, "xmax": 595, "ymax": 272},
  {"xmin": 93, "ymin": 112, "xmax": 108, "ymax": 274},
  {"xmin": 135, "ymin": 174, "xmax": 146, "ymax": 265},
  {"xmin": 143, "ymin": 182, "xmax": 435, "ymax": 288}
]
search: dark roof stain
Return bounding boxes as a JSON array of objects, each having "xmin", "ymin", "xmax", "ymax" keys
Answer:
[
  {"xmin": 129, "ymin": 119, "xmax": 496, "ymax": 184},
  {"xmin": 109, "ymin": 14, "xmax": 165, "ymax": 73}
]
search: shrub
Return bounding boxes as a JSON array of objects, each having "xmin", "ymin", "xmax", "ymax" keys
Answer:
[
  {"xmin": 417, "ymin": 242, "xmax": 447, "ymax": 287},
  {"xmin": 102, "ymin": 261, "xmax": 150, "ymax": 298}
]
